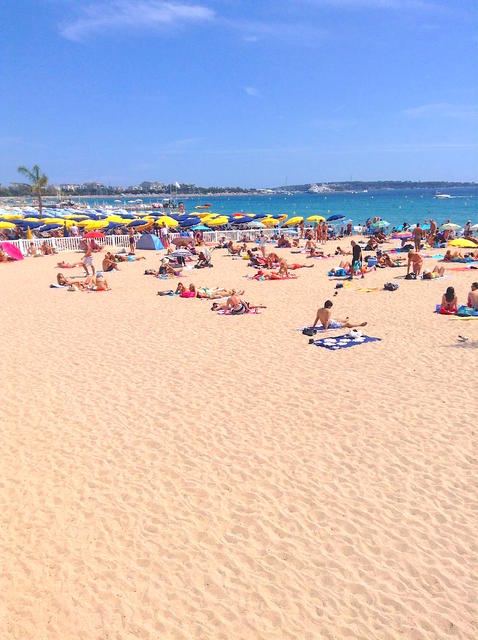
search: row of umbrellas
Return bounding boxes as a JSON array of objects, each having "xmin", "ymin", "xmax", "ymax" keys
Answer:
[{"xmin": 0, "ymin": 208, "xmax": 351, "ymax": 232}]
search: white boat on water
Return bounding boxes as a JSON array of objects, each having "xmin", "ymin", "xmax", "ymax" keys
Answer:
[{"xmin": 434, "ymin": 193, "xmax": 453, "ymax": 199}]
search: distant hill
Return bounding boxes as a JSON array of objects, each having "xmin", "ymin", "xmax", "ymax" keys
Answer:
[{"xmin": 273, "ymin": 181, "xmax": 478, "ymax": 192}]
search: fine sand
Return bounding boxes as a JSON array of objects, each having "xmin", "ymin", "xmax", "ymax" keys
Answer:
[{"xmin": 1, "ymin": 239, "xmax": 476, "ymax": 639}]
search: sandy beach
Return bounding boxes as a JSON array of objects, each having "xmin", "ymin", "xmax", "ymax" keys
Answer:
[{"xmin": 1, "ymin": 240, "xmax": 476, "ymax": 639}]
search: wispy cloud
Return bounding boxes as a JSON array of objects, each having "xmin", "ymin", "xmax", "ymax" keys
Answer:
[
  {"xmin": 60, "ymin": 1, "xmax": 215, "ymax": 41},
  {"xmin": 244, "ymin": 86, "xmax": 260, "ymax": 97},
  {"xmin": 402, "ymin": 103, "xmax": 478, "ymax": 120},
  {"xmin": 224, "ymin": 18, "xmax": 327, "ymax": 46}
]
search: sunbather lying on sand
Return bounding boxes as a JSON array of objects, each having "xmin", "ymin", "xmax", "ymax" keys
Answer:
[
  {"xmin": 311, "ymin": 300, "xmax": 367, "ymax": 330},
  {"xmin": 145, "ymin": 259, "xmax": 182, "ymax": 277},
  {"xmin": 422, "ymin": 266, "xmax": 445, "ymax": 279},
  {"xmin": 174, "ymin": 283, "xmax": 244, "ymax": 299},
  {"xmin": 252, "ymin": 269, "xmax": 298, "ymax": 280},
  {"xmin": 0, "ymin": 251, "xmax": 15, "ymax": 262},
  {"xmin": 211, "ymin": 292, "xmax": 266, "ymax": 314},
  {"xmin": 443, "ymin": 250, "xmax": 464, "ymax": 262},
  {"xmin": 56, "ymin": 273, "xmax": 89, "ymax": 290},
  {"xmin": 376, "ymin": 251, "xmax": 405, "ymax": 268},
  {"xmin": 57, "ymin": 260, "xmax": 83, "ymax": 268},
  {"xmin": 56, "ymin": 273, "xmax": 86, "ymax": 288}
]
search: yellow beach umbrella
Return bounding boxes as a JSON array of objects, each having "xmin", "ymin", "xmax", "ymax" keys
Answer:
[
  {"xmin": 197, "ymin": 211, "xmax": 218, "ymax": 219},
  {"xmin": 0, "ymin": 221, "xmax": 16, "ymax": 229},
  {"xmin": 261, "ymin": 217, "xmax": 279, "ymax": 227},
  {"xmin": 448, "ymin": 238, "xmax": 477, "ymax": 248},
  {"xmin": 206, "ymin": 216, "xmax": 229, "ymax": 227},
  {"xmin": 307, "ymin": 215, "xmax": 326, "ymax": 222},
  {"xmin": 283, "ymin": 216, "xmax": 303, "ymax": 226},
  {"xmin": 156, "ymin": 216, "xmax": 179, "ymax": 227},
  {"xmin": 84, "ymin": 220, "xmax": 109, "ymax": 229},
  {"xmin": 0, "ymin": 214, "xmax": 23, "ymax": 220}
]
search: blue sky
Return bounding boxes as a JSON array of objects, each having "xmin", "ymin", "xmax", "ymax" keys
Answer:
[{"xmin": 1, "ymin": 0, "xmax": 477, "ymax": 187}]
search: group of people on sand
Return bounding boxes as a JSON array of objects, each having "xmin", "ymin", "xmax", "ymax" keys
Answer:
[
  {"xmin": 27, "ymin": 241, "xmax": 57, "ymax": 257},
  {"xmin": 56, "ymin": 271, "xmax": 110, "ymax": 291},
  {"xmin": 439, "ymin": 283, "xmax": 478, "ymax": 314},
  {"xmin": 157, "ymin": 282, "xmax": 266, "ymax": 312}
]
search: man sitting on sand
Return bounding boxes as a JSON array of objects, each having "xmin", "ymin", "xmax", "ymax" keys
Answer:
[
  {"xmin": 102, "ymin": 252, "xmax": 120, "ymax": 272},
  {"xmin": 311, "ymin": 300, "xmax": 367, "ymax": 331},
  {"xmin": 468, "ymin": 282, "xmax": 478, "ymax": 310},
  {"xmin": 27, "ymin": 243, "xmax": 38, "ymax": 257}
]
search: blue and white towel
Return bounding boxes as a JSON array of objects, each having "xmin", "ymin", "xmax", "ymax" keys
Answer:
[{"xmin": 312, "ymin": 334, "xmax": 381, "ymax": 350}]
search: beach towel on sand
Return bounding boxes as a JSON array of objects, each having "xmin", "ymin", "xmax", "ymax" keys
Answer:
[
  {"xmin": 312, "ymin": 334, "xmax": 381, "ymax": 350},
  {"xmin": 217, "ymin": 308, "xmax": 260, "ymax": 315},
  {"xmin": 50, "ymin": 283, "xmax": 68, "ymax": 288}
]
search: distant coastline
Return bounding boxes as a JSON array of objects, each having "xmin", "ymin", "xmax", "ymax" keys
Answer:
[{"xmin": 1, "ymin": 181, "xmax": 477, "ymax": 201}]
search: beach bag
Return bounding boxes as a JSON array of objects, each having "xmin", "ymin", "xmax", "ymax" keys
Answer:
[
  {"xmin": 302, "ymin": 328, "xmax": 315, "ymax": 336},
  {"xmin": 384, "ymin": 282, "xmax": 399, "ymax": 291},
  {"xmin": 405, "ymin": 273, "xmax": 416, "ymax": 280}
]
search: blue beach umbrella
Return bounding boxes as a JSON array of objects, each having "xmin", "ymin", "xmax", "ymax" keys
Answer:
[
  {"xmin": 327, "ymin": 214, "xmax": 345, "ymax": 222},
  {"xmin": 128, "ymin": 219, "xmax": 151, "ymax": 227},
  {"xmin": 40, "ymin": 224, "xmax": 62, "ymax": 231}
]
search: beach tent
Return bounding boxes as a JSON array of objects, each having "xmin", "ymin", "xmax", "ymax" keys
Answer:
[{"xmin": 136, "ymin": 234, "xmax": 164, "ymax": 250}]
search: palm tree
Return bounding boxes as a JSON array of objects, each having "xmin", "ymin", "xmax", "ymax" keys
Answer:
[{"xmin": 17, "ymin": 164, "xmax": 48, "ymax": 219}]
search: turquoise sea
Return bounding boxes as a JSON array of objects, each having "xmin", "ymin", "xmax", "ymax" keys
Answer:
[{"xmin": 74, "ymin": 187, "xmax": 477, "ymax": 229}]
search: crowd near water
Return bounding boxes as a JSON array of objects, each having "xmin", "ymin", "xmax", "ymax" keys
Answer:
[{"xmin": 0, "ymin": 188, "xmax": 477, "ymax": 246}]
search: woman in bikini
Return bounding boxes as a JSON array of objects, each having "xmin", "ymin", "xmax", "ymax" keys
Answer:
[
  {"xmin": 440, "ymin": 286, "xmax": 458, "ymax": 314},
  {"xmin": 422, "ymin": 266, "xmax": 445, "ymax": 280}
]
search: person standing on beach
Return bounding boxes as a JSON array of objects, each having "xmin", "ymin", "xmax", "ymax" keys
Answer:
[
  {"xmin": 258, "ymin": 231, "xmax": 267, "ymax": 258},
  {"xmin": 299, "ymin": 220, "xmax": 305, "ymax": 239},
  {"xmin": 413, "ymin": 223, "xmax": 423, "ymax": 251},
  {"xmin": 82, "ymin": 240, "xmax": 95, "ymax": 276},
  {"xmin": 161, "ymin": 222, "xmax": 170, "ymax": 248},
  {"xmin": 349, "ymin": 240, "xmax": 363, "ymax": 279},
  {"xmin": 129, "ymin": 228, "xmax": 136, "ymax": 254},
  {"xmin": 407, "ymin": 249, "xmax": 423, "ymax": 277}
]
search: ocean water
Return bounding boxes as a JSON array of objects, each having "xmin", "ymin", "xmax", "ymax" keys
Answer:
[{"xmin": 75, "ymin": 187, "xmax": 478, "ymax": 228}]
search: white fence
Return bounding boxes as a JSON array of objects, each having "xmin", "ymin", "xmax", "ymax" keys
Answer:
[{"xmin": 5, "ymin": 229, "xmax": 296, "ymax": 256}]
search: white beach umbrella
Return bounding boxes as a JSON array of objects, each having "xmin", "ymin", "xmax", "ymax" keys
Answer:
[{"xmin": 440, "ymin": 223, "xmax": 461, "ymax": 231}]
